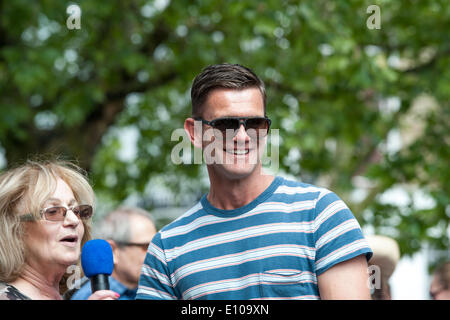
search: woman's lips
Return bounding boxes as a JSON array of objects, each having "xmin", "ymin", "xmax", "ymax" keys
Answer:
[{"xmin": 59, "ymin": 235, "xmax": 79, "ymax": 247}]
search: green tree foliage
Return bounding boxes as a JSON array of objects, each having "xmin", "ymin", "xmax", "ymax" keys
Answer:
[{"xmin": 0, "ymin": 0, "xmax": 448, "ymax": 256}]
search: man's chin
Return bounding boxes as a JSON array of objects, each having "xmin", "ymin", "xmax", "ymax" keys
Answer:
[{"xmin": 211, "ymin": 163, "xmax": 260, "ymax": 181}]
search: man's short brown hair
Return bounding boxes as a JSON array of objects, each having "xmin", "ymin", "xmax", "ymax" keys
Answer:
[{"xmin": 190, "ymin": 63, "xmax": 266, "ymax": 117}]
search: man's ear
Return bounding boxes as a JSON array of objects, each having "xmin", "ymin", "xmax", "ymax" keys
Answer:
[
  {"xmin": 106, "ymin": 240, "xmax": 119, "ymax": 265},
  {"xmin": 184, "ymin": 117, "xmax": 203, "ymax": 149}
]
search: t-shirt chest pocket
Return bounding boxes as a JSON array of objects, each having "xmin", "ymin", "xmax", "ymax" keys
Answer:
[{"xmin": 259, "ymin": 269, "xmax": 318, "ymax": 298}]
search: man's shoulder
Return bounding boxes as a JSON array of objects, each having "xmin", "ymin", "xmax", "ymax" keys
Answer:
[
  {"xmin": 154, "ymin": 200, "xmax": 207, "ymax": 239},
  {"xmin": 68, "ymin": 277, "xmax": 91, "ymax": 300}
]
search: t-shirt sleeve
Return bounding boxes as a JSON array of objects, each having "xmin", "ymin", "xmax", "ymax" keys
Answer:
[
  {"xmin": 136, "ymin": 232, "xmax": 178, "ymax": 300},
  {"xmin": 313, "ymin": 189, "xmax": 373, "ymax": 276}
]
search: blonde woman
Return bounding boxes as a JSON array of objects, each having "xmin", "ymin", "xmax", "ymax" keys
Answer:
[{"xmin": 0, "ymin": 160, "xmax": 119, "ymax": 300}]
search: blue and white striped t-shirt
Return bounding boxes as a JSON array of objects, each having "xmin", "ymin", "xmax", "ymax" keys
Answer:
[{"xmin": 136, "ymin": 176, "xmax": 373, "ymax": 300}]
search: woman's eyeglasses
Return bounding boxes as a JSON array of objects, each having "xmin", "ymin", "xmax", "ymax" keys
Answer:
[
  {"xmin": 21, "ymin": 205, "xmax": 93, "ymax": 222},
  {"xmin": 194, "ymin": 116, "xmax": 271, "ymax": 138}
]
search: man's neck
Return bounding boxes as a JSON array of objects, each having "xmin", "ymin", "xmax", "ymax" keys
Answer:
[
  {"xmin": 207, "ymin": 168, "xmax": 275, "ymax": 210},
  {"xmin": 10, "ymin": 263, "xmax": 63, "ymax": 300}
]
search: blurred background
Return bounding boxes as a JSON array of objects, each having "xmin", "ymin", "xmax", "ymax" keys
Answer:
[{"xmin": 0, "ymin": 0, "xmax": 448, "ymax": 299}]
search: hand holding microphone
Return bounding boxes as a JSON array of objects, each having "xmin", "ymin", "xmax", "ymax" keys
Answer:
[
  {"xmin": 81, "ymin": 239, "xmax": 120, "ymax": 300},
  {"xmin": 87, "ymin": 290, "xmax": 120, "ymax": 300}
]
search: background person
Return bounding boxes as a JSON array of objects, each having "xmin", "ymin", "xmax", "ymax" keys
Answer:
[
  {"xmin": 366, "ymin": 235, "xmax": 401, "ymax": 300},
  {"xmin": 0, "ymin": 160, "xmax": 118, "ymax": 300},
  {"xmin": 429, "ymin": 261, "xmax": 450, "ymax": 300},
  {"xmin": 70, "ymin": 207, "xmax": 156, "ymax": 300},
  {"xmin": 137, "ymin": 63, "xmax": 373, "ymax": 300}
]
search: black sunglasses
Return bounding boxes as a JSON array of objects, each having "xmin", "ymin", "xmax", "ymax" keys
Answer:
[
  {"xmin": 21, "ymin": 205, "xmax": 93, "ymax": 222},
  {"xmin": 115, "ymin": 241, "xmax": 150, "ymax": 250},
  {"xmin": 194, "ymin": 116, "xmax": 271, "ymax": 138}
]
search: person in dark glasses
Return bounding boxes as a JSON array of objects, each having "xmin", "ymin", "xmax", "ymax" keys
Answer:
[
  {"xmin": 0, "ymin": 160, "xmax": 118, "ymax": 300},
  {"xmin": 137, "ymin": 63, "xmax": 373, "ymax": 300},
  {"xmin": 69, "ymin": 207, "xmax": 156, "ymax": 300}
]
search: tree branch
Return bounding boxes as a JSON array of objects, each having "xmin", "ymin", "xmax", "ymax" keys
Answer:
[
  {"xmin": 79, "ymin": 70, "xmax": 178, "ymax": 170},
  {"xmin": 402, "ymin": 48, "xmax": 450, "ymax": 74}
]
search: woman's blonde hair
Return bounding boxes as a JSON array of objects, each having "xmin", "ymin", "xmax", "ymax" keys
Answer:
[{"xmin": 0, "ymin": 160, "xmax": 95, "ymax": 292}]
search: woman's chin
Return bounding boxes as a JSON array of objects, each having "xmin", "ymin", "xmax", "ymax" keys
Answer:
[{"xmin": 56, "ymin": 251, "xmax": 80, "ymax": 267}]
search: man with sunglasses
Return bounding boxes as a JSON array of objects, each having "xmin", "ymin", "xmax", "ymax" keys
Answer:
[
  {"xmin": 70, "ymin": 207, "xmax": 156, "ymax": 300},
  {"xmin": 137, "ymin": 63, "xmax": 373, "ymax": 300}
]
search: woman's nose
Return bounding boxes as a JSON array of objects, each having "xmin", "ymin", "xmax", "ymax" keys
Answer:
[{"xmin": 63, "ymin": 209, "xmax": 80, "ymax": 226}]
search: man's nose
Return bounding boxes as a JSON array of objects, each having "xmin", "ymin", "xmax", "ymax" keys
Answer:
[{"xmin": 233, "ymin": 124, "xmax": 250, "ymax": 141}]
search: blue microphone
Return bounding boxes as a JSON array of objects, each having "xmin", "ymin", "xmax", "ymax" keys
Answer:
[{"xmin": 81, "ymin": 239, "xmax": 114, "ymax": 292}]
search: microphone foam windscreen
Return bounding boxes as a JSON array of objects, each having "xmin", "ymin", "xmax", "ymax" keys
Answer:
[{"xmin": 81, "ymin": 239, "xmax": 114, "ymax": 278}]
